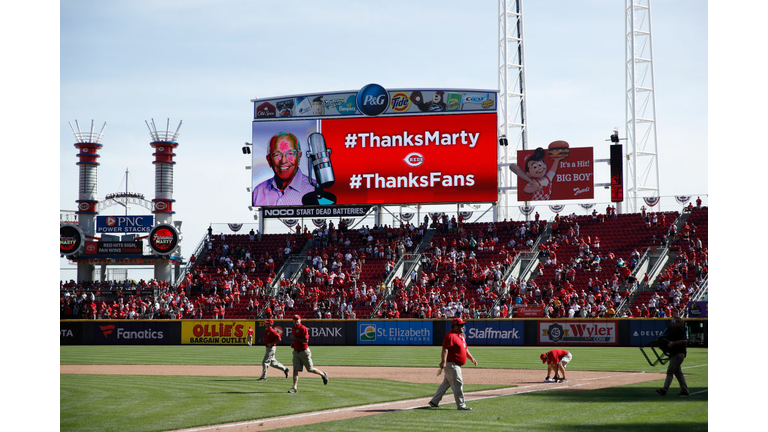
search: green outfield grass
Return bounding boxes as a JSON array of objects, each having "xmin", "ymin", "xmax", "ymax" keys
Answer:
[{"xmin": 60, "ymin": 346, "xmax": 708, "ymax": 431}]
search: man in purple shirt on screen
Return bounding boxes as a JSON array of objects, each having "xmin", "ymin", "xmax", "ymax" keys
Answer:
[{"xmin": 252, "ymin": 132, "xmax": 315, "ymax": 206}]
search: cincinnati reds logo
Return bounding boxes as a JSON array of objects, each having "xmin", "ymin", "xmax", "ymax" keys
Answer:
[
  {"xmin": 78, "ymin": 202, "xmax": 90, "ymax": 211},
  {"xmin": 404, "ymin": 152, "xmax": 424, "ymax": 167},
  {"xmin": 155, "ymin": 202, "xmax": 167, "ymax": 210}
]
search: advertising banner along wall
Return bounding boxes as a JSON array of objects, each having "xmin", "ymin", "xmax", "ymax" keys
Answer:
[
  {"xmin": 357, "ymin": 320, "xmax": 433, "ymax": 345},
  {"xmin": 538, "ymin": 320, "xmax": 618, "ymax": 345}
]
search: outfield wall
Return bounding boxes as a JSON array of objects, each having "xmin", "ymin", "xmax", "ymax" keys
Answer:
[{"xmin": 61, "ymin": 318, "xmax": 707, "ymax": 347}]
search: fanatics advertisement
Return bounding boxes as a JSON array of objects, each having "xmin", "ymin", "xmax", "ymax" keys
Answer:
[
  {"xmin": 511, "ymin": 144, "xmax": 594, "ymax": 201},
  {"xmin": 251, "ymin": 113, "xmax": 498, "ymax": 207},
  {"xmin": 91, "ymin": 321, "xmax": 171, "ymax": 345},
  {"xmin": 539, "ymin": 320, "xmax": 618, "ymax": 345},
  {"xmin": 357, "ymin": 320, "xmax": 433, "ymax": 345}
]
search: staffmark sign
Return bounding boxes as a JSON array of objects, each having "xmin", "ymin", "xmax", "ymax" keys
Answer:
[{"xmin": 463, "ymin": 321, "xmax": 523, "ymax": 345}]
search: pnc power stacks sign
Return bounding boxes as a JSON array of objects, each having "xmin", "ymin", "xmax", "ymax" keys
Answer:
[{"xmin": 251, "ymin": 85, "xmax": 497, "ymax": 214}]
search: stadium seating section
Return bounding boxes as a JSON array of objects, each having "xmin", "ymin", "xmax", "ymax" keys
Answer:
[{"xmin": 60, "ymin": 206, "xmax": 707, "ymax": 321}]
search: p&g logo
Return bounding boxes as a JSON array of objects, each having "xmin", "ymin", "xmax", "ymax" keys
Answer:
[{"xmin": 357, "ymin": 84, "xmax": 389, "ymax": 116}]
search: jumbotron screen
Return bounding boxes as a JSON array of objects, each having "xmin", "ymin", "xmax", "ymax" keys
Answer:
[{"xmin": 251, "ymin": 113, "xmax": 497, "ymax": 208}]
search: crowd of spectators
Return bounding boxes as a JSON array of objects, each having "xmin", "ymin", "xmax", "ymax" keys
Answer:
[{"xmin": 60, "ymin": 206, "xmax": 707, "ymax": 321}]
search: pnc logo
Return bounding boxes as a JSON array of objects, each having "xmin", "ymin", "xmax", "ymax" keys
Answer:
[
  {"xmin": 357, "ymin": 84, "xmax": 389, "ymax": 116},
  {"xmin": 106, "ymin": 216, "xmax": 117, "ymax": 227},
  {"xmin": 404, "ymin": 152, "xmax": 424, "ymax": 167}
]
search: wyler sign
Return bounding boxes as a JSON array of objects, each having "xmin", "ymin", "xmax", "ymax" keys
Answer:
[
  {"xmin": 321, "ymin": 112, "xmax": 498, "ymax": 205},
  {"xmin": 513, "ymin": 144, "xmax": 594, "ymax": 201},
  {"xmin": 96, "ymin": 215, "xmax": 153, "ymax": 233},
  {"xmin": 539, "ymin": 320, "xmax": 618, "ymax": 346}
]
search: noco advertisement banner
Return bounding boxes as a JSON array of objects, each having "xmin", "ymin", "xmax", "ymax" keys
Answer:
[
  {"xmin": 252, "ymin": 85, "xmax": 498, "ymax": 211},
  {"xmin": 539, "ymin": 320, "xmax": 618, "ymax": 346}
]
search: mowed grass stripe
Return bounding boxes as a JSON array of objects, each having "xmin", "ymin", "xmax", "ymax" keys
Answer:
[
  {"xmin": 61, "ymin": 345, "xmax": 707, "ymax": 373},
  {"xmin": 60, "ymin": 374, "xmax": 505, "ymax": 432},
  {"xmin": 60, "ymin": 346, "xmax": 707, "ymax": 431},
  {"xmin": 288, "ymin": 377, "xmax": 708, "ymax": 432}
]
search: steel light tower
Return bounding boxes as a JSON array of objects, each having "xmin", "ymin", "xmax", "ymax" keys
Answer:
[
  {"xmin": 497, "ymin": 0, "xmax": 529, "ymax": 221},
  {"xmin": 625, "ymin": 0, "xmax": 661, "ymax": 212}
]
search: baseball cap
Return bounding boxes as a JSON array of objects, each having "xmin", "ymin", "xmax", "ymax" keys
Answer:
[
  {"xmin": 265, "ymin": 319, "xmax": 274, "ymax": 325},
  {"xmin": 293, "ymin": 314, "xmax": 301, "ymax": 320},
  {"xmin": 540, "ymin": 353, "xmax": 548, "ymax": 363},
  {"xmin": 452, "ymin": 317, "xmax": 466, "ymax": 326}
]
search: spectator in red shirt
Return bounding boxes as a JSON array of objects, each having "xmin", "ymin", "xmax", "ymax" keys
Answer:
[{"xmin": 428, "ymin": 317, "xmax": 477, "ymax": 411}]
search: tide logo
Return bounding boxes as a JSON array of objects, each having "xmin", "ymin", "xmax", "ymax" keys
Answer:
[
  {"xmin": 403, "ymin": 152, "xmax": 424, "ymax": 167},
  {"xmin": 390, "ymin": 92, "xmax": 411, "ymax": 113}
]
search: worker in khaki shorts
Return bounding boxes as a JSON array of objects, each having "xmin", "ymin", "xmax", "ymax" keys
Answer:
[
  {"xmin": 288, "ymin": 315, "xmax": 328, "ymax": 393},
  {"xmin": 256, "ymin": 319, "xmax": 289, "ymax": 381}
]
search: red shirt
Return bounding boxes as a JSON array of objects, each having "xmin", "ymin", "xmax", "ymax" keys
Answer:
[
  {"xmin": 264, "ymin": 326, "xmax": 281, "ymax": 346},
  {"xmin": 291, "ymin": 323, "xmax": 310, "ymax": 351},
  {"xmin": 547, "ymin": 349, "xmax": 569, "ymax": 364},
  {"xmin": 442, "ymin": 331, "xmax": 468, "ymax": 366}
]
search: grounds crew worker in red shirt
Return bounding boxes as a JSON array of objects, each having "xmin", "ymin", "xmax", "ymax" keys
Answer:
[
  {"xmin": 288, "ymin": 315, "xmax": 328, "ymax": 393},
  {"xmin": 541, "ymin": 349, "xmax": 572, "ymax": 382},
  {"xmin": 429, "ymin": 317, "xmax": 477, "ymax": 410},
  {"xmin": 256, "ymin": 319, "xmax": 289, "ymax": 381}
]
